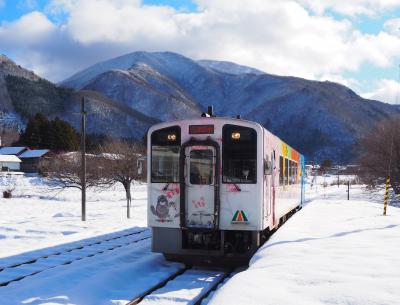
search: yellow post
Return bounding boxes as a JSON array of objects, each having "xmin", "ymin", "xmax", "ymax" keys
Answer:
[{"xmin": 383, "ymin": 176, "xmax": 390, "ymax": 216}]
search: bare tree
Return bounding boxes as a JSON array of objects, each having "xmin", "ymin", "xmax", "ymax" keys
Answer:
[
  {"xmin": 99, "ymin": 139, "xmax": 145, "ymax": 218},
  {"xmin": 358, "ymin": 116, "xmax": 400, "ymax": 194},
  {"xmin": 40, "ymin": 153, "xmax": 106, "ymax": 190},
  {"xmin": 0, "ymin": 126, "xmax": 20, "ymax": 146}
]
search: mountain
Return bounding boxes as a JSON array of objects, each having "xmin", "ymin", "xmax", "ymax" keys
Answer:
[
  {"xmin": 1, "ymin": 52, "xmax": 398, "ymax": 162},
  {"xmin": 61, "ymin": 51, "xmax": 400, "ymax": 163},
  {"xmin": 0, "ymin": 54, "xmax": 40, "ymax": 81},
  {"xmin": 82, "ymin": 63, "xmax": 202, "ymax": 121},
  {"xmin": 198, "ymin": 59, "xmax": 264, "ymax": 75},
  {"xmin": 0, "ymin": 55, "xmax": 157, "ymax": 138},
  {"xmin": 0, "ymin": 55, "xmax": 38, "ymax": 128}
]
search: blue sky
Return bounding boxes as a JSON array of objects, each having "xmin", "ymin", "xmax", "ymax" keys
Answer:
[{"xmin": 1, "ymin": 0, "xmax": 400, "ymax": 103}]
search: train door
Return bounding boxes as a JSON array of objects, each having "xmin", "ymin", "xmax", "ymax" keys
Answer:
[
  {"xmin": 271, "ymin": 150, "xmax": 276, "ymax": 226},
  {"xmin": 264, "ymin": 154, "xmax": 271, "ymax": 218},
  {"xmin": 184, "ymin": 146, "xmax": 217, "ymax": 229}
]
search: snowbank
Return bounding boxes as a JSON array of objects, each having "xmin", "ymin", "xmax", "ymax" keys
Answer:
[{"xmin": 209, "ymin": 186, "xmax": 400, "ymax": 305}]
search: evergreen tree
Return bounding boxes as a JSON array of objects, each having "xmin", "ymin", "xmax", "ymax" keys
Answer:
[
  {"xmin": 20, "ymin": 113, "xmax": 79, "ymax": 151},
  {"xmin": 20, "ymin": 113, "xmax": 49, "ymax": 148},
  {"xmin": 51, "ymin": 117, "xmax": 80, "ymax": 151}
]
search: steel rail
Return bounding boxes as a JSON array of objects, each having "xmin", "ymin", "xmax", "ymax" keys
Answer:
[
  {"xmin": 126, "ymin": 266, "xmax": 190, "ymax": 305},
  {"xmin": 127, "ymin": 267, "xmax": 232, "ymax": 305}
]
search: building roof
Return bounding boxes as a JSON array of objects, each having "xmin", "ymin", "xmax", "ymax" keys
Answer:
[
  {"xmin": 0, "ymin": 155, "xmax": 21, "ymax": 163},
  {"xmin": 19, "ymin": 149, "xmax": 50, "ymax": 158},
  {"xmin": 0, "ymin": 147, "xmax": 27, "ymax": 155}
]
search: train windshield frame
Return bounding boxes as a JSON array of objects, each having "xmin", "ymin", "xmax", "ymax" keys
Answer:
[
  {"xmin": 222, "ymin": 124, "xmax": 257, "ymax": 184},
  {"xmin": 151, "ymin": 126, "xmax": 181, "ymax": 183}
]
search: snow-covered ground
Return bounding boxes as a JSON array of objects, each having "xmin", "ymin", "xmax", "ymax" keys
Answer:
[
  {"xmin": 1, "ymin": 174, "xmax": 399, "ymax": 305},
  {"xmin": 0, "ymin": 236, "xmax": 183, "ymax": 305},
  {"xmin": 209, "ymin": 184, "xmax": 400, "ymax": 305},
  {"xmin": 0, "ymin": 174, "xmax": 147, "ymax": 258}
]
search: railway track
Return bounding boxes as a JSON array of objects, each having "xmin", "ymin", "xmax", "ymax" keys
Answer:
[
  {"xmin": 127, "ymin": 266, "xmax": 233, "ymax": 305},
  {"xmin": 0, "ymin": 228, "xmax": 151, "ymax": 287},
  {"xmin": 123, "ymin": 205, "xmax": 300, "ymax": 305}
]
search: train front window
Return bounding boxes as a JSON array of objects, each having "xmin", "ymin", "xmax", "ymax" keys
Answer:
[
  {"xmin": 190, "ymin": 149, "xmax": 214, "ymax": 185},
  {"xmin": 151, "ymin": 126, "xmax": 180, "ymax": 183},
  {"xmin": 222, "ymin": 125, "xmax": 257, "ymax": 184}
]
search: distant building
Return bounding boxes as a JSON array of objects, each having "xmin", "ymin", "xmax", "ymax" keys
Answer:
[
  {"xmin": 0, "ymin": 146, "xmax": 28, "ymax": 156},
  {"xmin": 0, "ymin": 155, "xmax": 21, "ymax": 171},
  {"xmin": 19, "ymin": 149, "xmax": 51, "ymax": 173},
  {"xmin": 305, "ymin": 164, "xmax": 313, "ymax": 176}
]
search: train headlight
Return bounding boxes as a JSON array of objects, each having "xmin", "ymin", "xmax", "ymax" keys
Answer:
[
  {"xmin": 231, "ymin": 132, "xmax": 241, "ymax": 140},
  {"xmin": 167, "ymin": 134, "xmax": 177, "ymax": 141}
]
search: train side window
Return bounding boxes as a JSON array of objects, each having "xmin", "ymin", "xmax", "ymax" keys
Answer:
[
  {"xmin": 279, "ymin": 156, "xmax": 284, "ymax": 185},
  {"xmin": 222, "ymin": 125, "xmax": 257, "ymax": 183},
  {"xmin": 285, "ymin": 158, "xmax": 289, "ymax": 185},
  {"xmin": 290, "ymin": 160, "xmax": 295, "ymax": 185},
  {"xmin": 151, "ymin": 126, "xmax": 181, "ymax": 183}
]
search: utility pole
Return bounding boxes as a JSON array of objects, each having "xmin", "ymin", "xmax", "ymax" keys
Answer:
[
  {"xmin": 81, "ymin": 96, "xmax": 86, "ymax": 221},
  {"xmin": 383, "ymin": 64, "xmax": 399, "ymax": 215}
]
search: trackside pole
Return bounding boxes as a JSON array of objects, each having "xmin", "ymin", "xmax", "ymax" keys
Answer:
[
  {"xmin": 383, "ymin": 176, "xmax": 390, "ymax": 216},
  {"xmin": 81, "ymin": 97, "xmax": 86, "ymax": 221}
]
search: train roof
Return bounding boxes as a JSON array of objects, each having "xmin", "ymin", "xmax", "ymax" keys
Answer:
[{"xmin": 148, "ymin": 116, "xmax": 264, "ymax": 132}]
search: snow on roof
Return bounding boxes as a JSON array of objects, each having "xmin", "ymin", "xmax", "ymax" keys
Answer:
[
  {"xmin": 19, "ymin": 149, "xmax": 50, "ymax": 158},
  {"xmin": 96, "ymin": 152, "xmax": 123, "ymax": 160},
  {"xmin": 0, "ymin": 147, "xmax": 27, "ymax": 155},
  {"xmin": 0, "ymin": 155, "xmax": 21, "ymax": 162}
]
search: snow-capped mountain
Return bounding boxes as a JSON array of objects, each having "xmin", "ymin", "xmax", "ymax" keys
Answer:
[
  {"xmin": 197, "ymin": 59, "xmax": 265, "ymax": 75},
  {"xmin": 0, "ymin": 54, "xmax": 40, "ymax": 81},
  {"xmin": 0, "ymin": 55, "xmax": 37, "ymax": 129},
  {"xmin": 82, "ymin": 62, "xmax": 202, "ymax": 121},
  {"xmin": 61, "ymin": 51, "xmax": 400, "ymax": 162},
  {"xmin": 1, "ymin": 51, "xmax": 398, "ymax": 162},
  {"xmin": 0, "ymin": 55, "xmax": 156, "ymax": 138}
]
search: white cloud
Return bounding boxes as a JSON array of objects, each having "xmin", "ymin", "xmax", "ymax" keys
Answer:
[
  {"xmin": 1, "ymin": 0, "xmax": 400, "ymax": 87},
  {"xmin": 384, "ymin": 18, "xmax": 400, "ymax": 35},
  {"xmin": 62, "ymin": 0, "xmax": 178, "ymax": 44},
  {"xmin": 0, "ymin": 11, "xmax": 55, "ymax": 44},
  {"xmin": 298, "ymin": 0, "xmax": 400, "ymax": 17},
  {"xmin": 362, "ymin": 79, "xmax": 400, "ymax": 103},
  {"xmin": 320, "ymin": 74, "xmax": 361, "ymax": 90}
]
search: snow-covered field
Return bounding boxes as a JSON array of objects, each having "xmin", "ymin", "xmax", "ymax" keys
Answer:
[
  {"xmin": 0, "ymin": 174, "xmax": 399, "ymax": 305},
  {"xmin": 0, "ymin": 174, "xmax": 147, "ymax": 258},
  {"xmin": 210, "ymin": 184, "xmax": 400, "ymax": 305}
]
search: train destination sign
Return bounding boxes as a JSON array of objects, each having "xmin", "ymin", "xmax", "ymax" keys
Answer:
[{"xmin": 189, "ymin": 125, "xmax": 214, "ymax": 134}]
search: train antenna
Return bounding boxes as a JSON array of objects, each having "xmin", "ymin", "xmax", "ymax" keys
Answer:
[
  {"xmin": 201, "ymin": 105, "xmax": 215, "ymax": 117},
  {"xmin": 208, "ymin": 105, "xmax": 214, "ymax": 117}
]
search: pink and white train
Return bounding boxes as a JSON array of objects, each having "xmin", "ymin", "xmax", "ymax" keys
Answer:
[{"xmin": 147, "ymin": 109, "xmax": 305, "ymax": 265}]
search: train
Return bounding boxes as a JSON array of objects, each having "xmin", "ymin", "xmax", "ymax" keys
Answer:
[{"xmin": 147, "ymin": 107, "xmax": 305, "ymax": 265}]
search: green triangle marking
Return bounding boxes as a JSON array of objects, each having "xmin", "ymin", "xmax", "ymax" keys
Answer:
[
  {"xmin": 240, "ymin": 210, "xmax": 248, "ymax": 222},
  {"xmin": 232, "ymin": 210, "xmax": 239, "ymax": 222}
]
